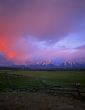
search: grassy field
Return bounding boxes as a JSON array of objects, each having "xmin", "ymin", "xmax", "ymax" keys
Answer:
[
  {"xmin": 0, "ymin": 70, "xmax": 85, "ymax": 110},
  {"xmin": 0, "ymin": 70, "xmax": 85, "ymax": 91}
]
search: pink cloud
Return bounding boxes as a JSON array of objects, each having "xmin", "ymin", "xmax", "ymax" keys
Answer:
[{"xmin": 0, "ymin": 0, "xmax": 85, "ymax": 64}]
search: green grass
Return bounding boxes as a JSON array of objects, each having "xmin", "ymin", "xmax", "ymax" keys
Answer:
[
  {"xmin": 13, "ymin": 70, "xmax": 85, "ymax": 85},
  {"xmin": 0, "ymin": 70, "xmax": 85, "ymax": 91},
  {"xmin": 0, "ymin": 70, "xmax": 85, "ymax": 110}
]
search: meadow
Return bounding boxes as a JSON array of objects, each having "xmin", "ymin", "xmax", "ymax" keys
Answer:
[
  {"xmin": 0, "ymin": 70, "xmax": 85, "ymax": 92},
  {"xmin": 0, "ymin": 70, "xmax": 85, "ymax": 110}
]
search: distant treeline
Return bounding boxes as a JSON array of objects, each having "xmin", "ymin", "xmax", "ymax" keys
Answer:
[{"xmin": 0, "ymin": 66, "xmax": 85, "ymax": 71}]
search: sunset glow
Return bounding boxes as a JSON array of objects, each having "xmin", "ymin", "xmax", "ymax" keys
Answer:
[{"xmin": 0, "ymin": 0, "xmax": 85, "ymax": 65}]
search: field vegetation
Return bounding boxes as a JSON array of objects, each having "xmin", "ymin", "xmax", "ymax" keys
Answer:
[
  {"xmin": 0, "ymin": 70, "xmax": 85, "ymax": 110},
  {"xmin": 0, "ymin": 70, "xmax": 85, "ymax": 92}
]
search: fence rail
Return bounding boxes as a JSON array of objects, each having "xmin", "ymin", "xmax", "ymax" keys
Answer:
[{"xmin": 0, "ymin": 72, "xmax": 85, "ymax": 96}]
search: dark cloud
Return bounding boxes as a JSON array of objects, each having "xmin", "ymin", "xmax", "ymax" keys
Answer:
[{"xmin": 0, "ymin": 53, "xmax": 14, "ymax": 66}]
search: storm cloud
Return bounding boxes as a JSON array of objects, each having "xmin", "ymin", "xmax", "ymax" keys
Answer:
[{"xmin": 0, "ymin": 0, "xmax": 85, "ymax": 64}]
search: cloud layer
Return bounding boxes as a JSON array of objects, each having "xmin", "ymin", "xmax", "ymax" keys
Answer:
[{"xmin": 0, "ymin": 0, "xmax": 85, "ymax": 64}]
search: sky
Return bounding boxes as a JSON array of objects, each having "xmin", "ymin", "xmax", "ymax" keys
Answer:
[{"xmin": 0, "ymin": 0, "xmax": 85, "ymax": 65}]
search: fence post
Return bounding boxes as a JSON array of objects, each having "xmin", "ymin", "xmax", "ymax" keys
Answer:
[{"xmin": 75, "ymin": 83, "xmax": 81, "ymax": 96}]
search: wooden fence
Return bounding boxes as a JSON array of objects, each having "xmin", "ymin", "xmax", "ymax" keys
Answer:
[{"xmin": 0, "ymin": 72, "xmax": 85, "ymax": 97}]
